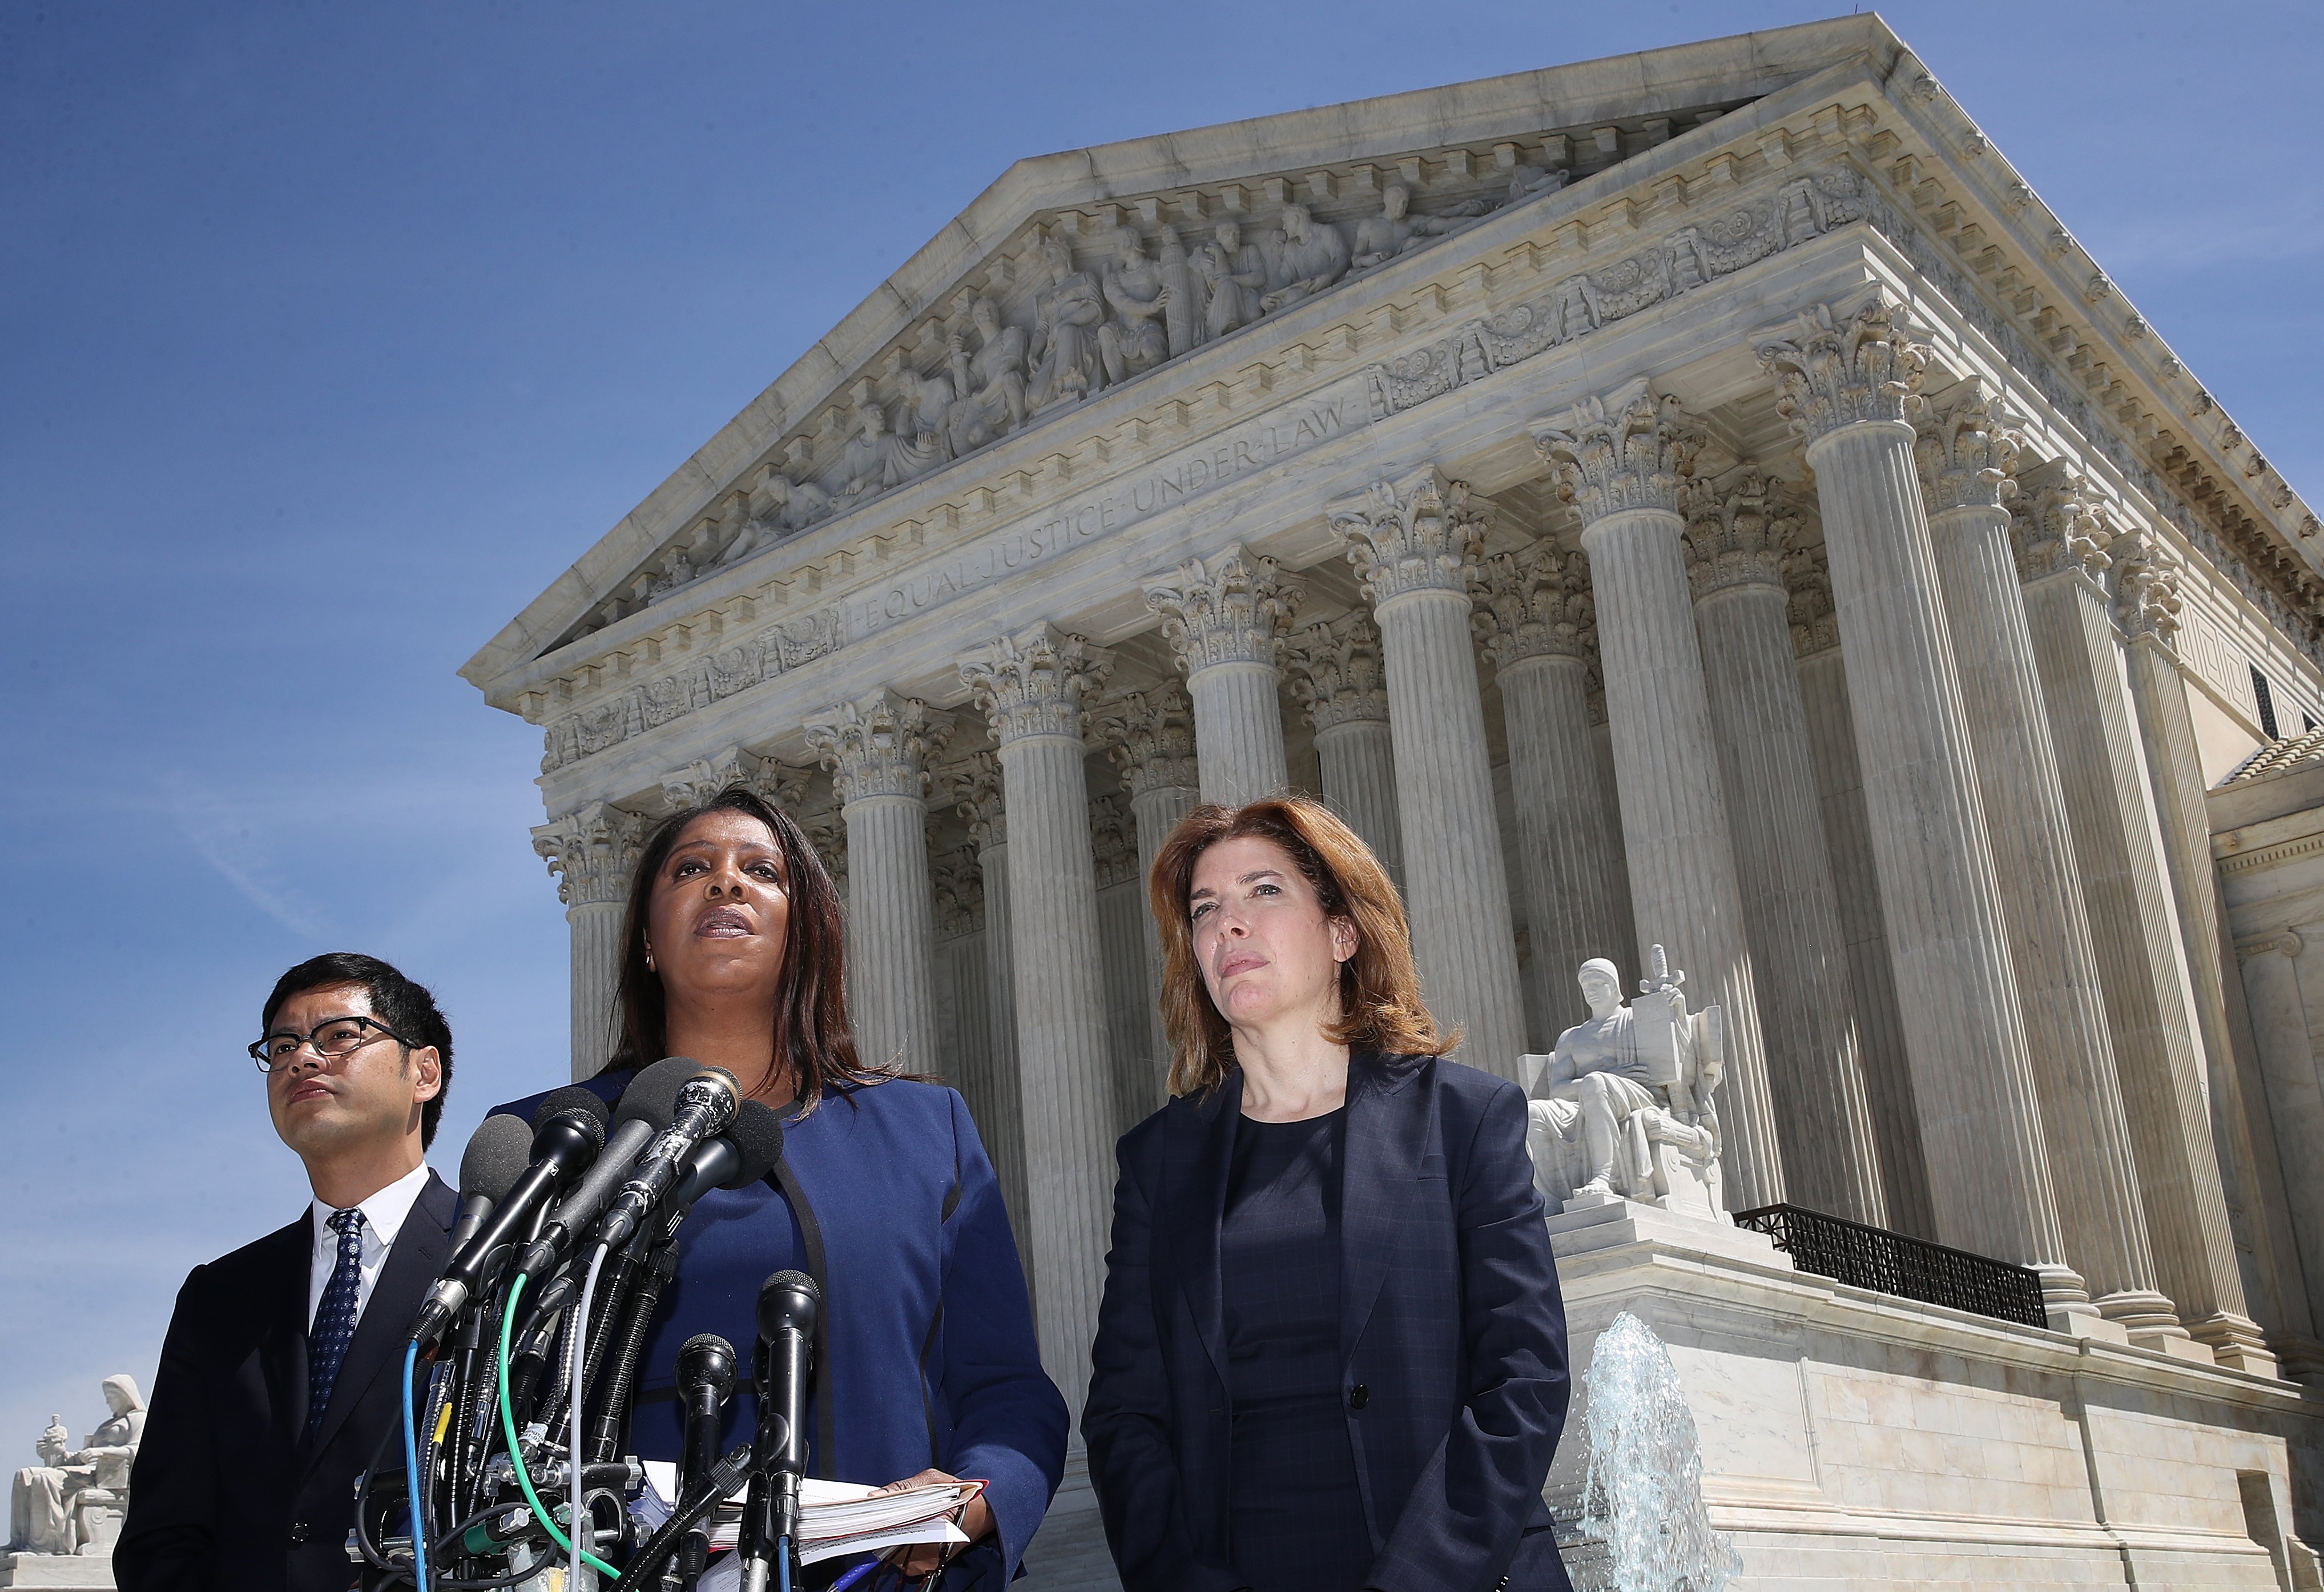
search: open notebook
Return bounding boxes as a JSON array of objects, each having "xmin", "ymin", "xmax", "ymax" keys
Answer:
[{"xmin": 638, "ymin": 1462, "xmax": 981, "ymax": 1566}]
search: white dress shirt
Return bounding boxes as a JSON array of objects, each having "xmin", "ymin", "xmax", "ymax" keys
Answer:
[{"xmin": 307, "ymin": 1161, "xmax": 433, "ymax": 1331}]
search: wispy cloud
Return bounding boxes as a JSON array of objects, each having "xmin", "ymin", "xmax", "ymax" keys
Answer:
[{"xmin": 161, "ymin": 771, "xmax": 339, "ymax": 939}]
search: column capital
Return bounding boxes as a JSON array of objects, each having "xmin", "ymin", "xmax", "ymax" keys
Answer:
[
  {"xmin": 799, "ymin": 805, "xmax": 847, "ymax": 891},
  {"xmin": 1782, "ymin": 541, "xmax": 1843, "ymax": 659},
  {"xmin": 804, "ymin": 689, "xmax": 949, "ymax": 804},
  {"xmin": 1530, "ymin": 379, "xmax": 1705, "ymax": 524},
  {"xmin": 1471, "ymin": 542, "xmax": 1594, "ymax": 670},
  {"xmin": 943, "ymin": 750, "xmax": 1008, "ymax": 849},
  {"xmin": 931, "ymin": 843, "xmax": 984, "ymax": 937},
  {"xmin": 1755, "ymin": 294, "xmax": 1930, "ymax": 444},
  {"xmin": 1090, "ymin": 683, "xmax": 1199, "ymax": 797},
  {"xmin": 1682, "ymin": 465, "xmax": 1798, "ymax": 600},
  {"xmin": 659, "ymin": 744, "xmax": 810, "ymax": 813},
  {"xmin": 531, "ymin": 801, "xmax": 649, "ymax": 908},
  {"xmin": 1284, "ymin": 611, "xmax": 1392, "ymax": 729},
  {"xmin": 1091, "ymin": 791, "xmax": 1139, "ymax": 890},
  {"xmin": 1141, "ymin": 544, "xmax": 1304, "ymax": 673},
  {"xmin": 2009, "ymin": 459, "xmax": 2113, "ymax": 584},
  {"xmin": 1327, "ymin": 465, "xmax": 1488, "ymax": 603},
  {"xmin": 1914, "ymin": 378, "xmax": 2023, "ymax": 513},
  {"xmin": 958, "ymin": 622, "xmax": 1114, "ymax": 745},
  {"xmin": 2110, "ymin": 525, "xmax": 2186, "ymax": 645}
]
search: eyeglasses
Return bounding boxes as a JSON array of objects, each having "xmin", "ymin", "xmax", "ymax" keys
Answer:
[{"xmin": 249, "ymin": 1015, "xmax": 410, "ymax": 1073}]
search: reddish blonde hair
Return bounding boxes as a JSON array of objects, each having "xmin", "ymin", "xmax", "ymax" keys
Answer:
[{"xmin": 1149, "ymin": 795, "xmax": 1450, "ymax": 1097}]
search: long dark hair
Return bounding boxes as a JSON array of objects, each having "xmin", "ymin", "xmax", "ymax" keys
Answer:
[{"xmin": 608, "ymin": 785, "xmax": 867, "ymax": 1107}]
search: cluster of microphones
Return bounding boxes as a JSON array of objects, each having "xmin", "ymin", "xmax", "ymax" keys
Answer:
[{"xmin": 356, "ymin": 1058, "xmax": 820, "ymax": 1592}]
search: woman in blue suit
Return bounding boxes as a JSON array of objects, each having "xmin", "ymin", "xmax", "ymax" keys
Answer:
[
  {"xmin": 498, "ymin": 787, "xmax": 1066, "ymax": 1587},
  {"xmin": 1084, "ymin": 795, "xmax": 1571, "ymax": 1592}
]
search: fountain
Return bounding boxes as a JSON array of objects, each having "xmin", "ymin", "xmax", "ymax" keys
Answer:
[{"xmin": 1572, "ymin": 1312, "xmax": 1741, "ymax": 1592}]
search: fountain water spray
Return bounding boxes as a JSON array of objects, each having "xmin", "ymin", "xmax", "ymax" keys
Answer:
[{"xmin": 1578, "ymin": 1311, "xmax": 1741, "ymax": 1592}]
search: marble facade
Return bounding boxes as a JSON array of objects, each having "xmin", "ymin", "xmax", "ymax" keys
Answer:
[{"xmin": 468, "ymin": 15, "xmax": 2324, "ymax": 1579}]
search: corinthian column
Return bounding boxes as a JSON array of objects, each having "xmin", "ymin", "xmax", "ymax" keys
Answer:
[
  {"xmin": 2009, "ymin": 465, "xmax": 2271, "ymax": 1364},
  {"xmin": 957, "ymin": 622, "xmax": 1117, "ymax": 1418},
  {"xmin": 1472, "ymin": 542, "xmax": 1630, "ymax": 1038},
  {"xmin": 1682, "ymin": 468, "xmax": 1886, "ymax": 1226},
  {"xmin": 1785, "ymin": 548, "xmax": 1935, "ymax": 1237},
  {"xmin": 944, "ymin": 752, "xmax": 1029, "ymax": 1263},
  {"xmin": 1531, "ymin": 384, "xmax": 1782, "ymax": 1212},
  {"xmin": 1142, "ymin": 545, "xmax": 1302, "ymax": 805},
  {"xmin": 1283, "ymin": 612, "xmax": 1405, "ymax": 885},
  {"xmin": 1094, "ymin": 684, "xmax": 1201, "ymax": 1084},
  {"xmin": 1907, "ymin": 385, "xmax": 2156, "ymax": 1333},
  {"xmin": 1756, "ymin": 298, "xmax": 2072, "ymax": 1296},
  {"xmin": 804, "ymin": 690, "xmax": 947, "ymax": 1076},
  {"xmin": 533, "ymin": 802, "xmax": 647, "ymax": 1080},
  {"xmin": 1327, "ymin": 468, "xmax": 1529, "ymax": 1080}
]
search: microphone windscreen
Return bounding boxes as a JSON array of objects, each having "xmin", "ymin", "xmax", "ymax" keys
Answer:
[
  {"xmin": 614, "ymin": 1055, "xmax": 707, "ymax": 1131},
  {"xmin": 459, "ymin": 1112, "xmax": 536, "ymax": 1201},
  {"xmin": 719, "ymin": 1100, "xmax": 787, "ymax": 1190},
  {"xmin": 758, "ymin": 1268, "xmax": 821, "ymax": 1338},
  {"xmin": 532, "ymin": 1085, "xmax": 611, "ymax": 1132}
]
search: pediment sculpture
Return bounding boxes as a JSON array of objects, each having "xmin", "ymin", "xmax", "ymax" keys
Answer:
[
  {"xmin": 7, "ymin": 1375, "xmax": 144, "ymax": 1560},
  {"xmin": 1522, "ymin": 947, "xmax": 1729, "ymax": 1222}
]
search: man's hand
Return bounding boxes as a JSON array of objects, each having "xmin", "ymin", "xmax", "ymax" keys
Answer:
[{"xmin": 871, "ymin": 1468, "xmax": 991, "ymax": 1577}]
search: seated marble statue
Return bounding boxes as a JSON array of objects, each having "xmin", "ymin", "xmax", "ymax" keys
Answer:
[
  {"xmin": 943, "ymin": 295, "xmax": 1029, "ymax": 456},
  {"xmin": 1521, "ymin": 948, "xmax": 1727, "ymax": 1222},
  {"xmin": 1098, "ymin": 224, "xmax": 1170, "ymax": 385},
  {"xmin": 1193, "ymin": 218, "xmax": 1268, "ymax": 339},
  {"xmin": 9, "ymin": 1376, "xmax": 144, "ymax": 1558}
]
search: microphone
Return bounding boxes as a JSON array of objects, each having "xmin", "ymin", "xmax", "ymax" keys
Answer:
[
  {"xmin": 742, "ymin": 1269, "xmax": 819, "ymax": 1589},
  {"xmin": 675, "ymin": 1334, "xmax": 738, "ymax": 1590},
  {"xmin": 408, "ymin": 1106, "xmax": 605, "ymax": 1354},
  {"xmin": 660, "ymin": 1100, "xmax": 787, "ymax": 1220},
  {"xmin": 450, "ymin": 1112, "xmax": 534, "ymax": 1255},
  {"xmin": 590, "ymin": 1062, "xmax": 740, "ymax": 1253},
  {"xmin": 511, "ymin": 1058, "xmax": 706, "ymax": 1278}
]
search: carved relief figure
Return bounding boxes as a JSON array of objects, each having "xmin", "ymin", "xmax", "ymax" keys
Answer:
[
  {"xmin": 892, "ymin": 361, "xmax": 958, "ymax": 455},
  {"xmin": 834, "ymin": 399, "xmax": 944, "ymax": 508},
  {"xmin": 1350, "ymin": 183, "xmax": 1462, "ymax": 270},
  {"xmin": 1098, "ymin": 224, "xmax": 1170, "ymax": 384},
  {"xmin": 1194, "ymin": 218, "xmax": 1268, "ymax": 339},
  {"xmin": 943, "ymin": 295, "xmax": 1029, "ymax": 455},
  {"xmin": 1523, "ymin": 950, "xmax": 1727, "ymax": 1220},
  {"xmin": 1259, "ymin": 202, "xmax": 1351, "ymax": 312},
  {"xmin": 727, "ymin": 466, "xmax": 833, "ymax": 565},
  {"xmin": 1028, "ymin": 228, "xmax": 1107, "ymax": 412},
  {"xmin": 1504, "ymin": 162, "xmax": 1569, "ymax": 206},
  {"xmin": 1153, "ymin": 224, "xmax": 1208, "ymax": 359}
]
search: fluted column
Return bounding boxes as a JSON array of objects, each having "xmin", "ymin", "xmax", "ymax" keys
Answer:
[
  {"xmin": 1095, "ymin": 685, "xmax": 1201, "ymax": 1086},
  {"xmin": 533, "ymin": 802, "xmax": 647, "ymax": 1080},
  {"xmin": 957, "ymin": 622, "xmax": 1117, "ymax": 1419},
  {"xmin": 1472, "ymin": 543, "xmax": 1630, "ymax": 1038},
  {"xmin": 804, "ymin": 690, "xmax": 947, "ymax": 1075},
  {"xmin": 1786, "ymin": 549, "xmax": 1935, "ymax": 1238},
  {"xmin": 1908, "ymin": 385, "xmax": 2157, "ymax": 1332},
  {"xmin": 1143, "ymin": 545, "xmax": 1301, "ymax": 805},
  {"xmin": 2011, "ymin": 475, "xmax": 2274, "ymax": 1369},
  {"xmin": 1756, "ymin": 298, "xmax": 2073, "ymax": 1297},
  {"xmin": 1283, "ymin": 612, "xmax": 1405, "ymax": 886},
  {"xmin": 1683, "ymin": 468, "xmax": 1886, "ymax": 1226},
  {"xmin": 1531, "ymin": 384, "xmax": 1782, "ymax": 1211},
  {"xmin": 1327, "ymin": 468, "xmax": 1529, "ymax": 1080},
  {"xmin": 945, "ymin": 751, "xmax": 1031, "ymax": 1268}
]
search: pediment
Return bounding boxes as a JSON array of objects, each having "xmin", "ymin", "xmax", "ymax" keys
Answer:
[{"xmin": 461, "ymin": 16, "xmax": 1904, "ymax": 684}]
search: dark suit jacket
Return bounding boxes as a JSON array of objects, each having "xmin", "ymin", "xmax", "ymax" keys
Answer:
[
  {"xmin": 115, "ymin": 1170, "xmax": 458, "ymax": 1592},
  {"xmin": 1084, "ymin": 1054, "xmax": 1573, "ymax": 1592}
]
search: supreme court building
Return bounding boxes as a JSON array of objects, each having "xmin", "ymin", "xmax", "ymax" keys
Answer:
[{"xmin": 465, "ymin": 17, "xmax": 2324, "ymax": 1582}]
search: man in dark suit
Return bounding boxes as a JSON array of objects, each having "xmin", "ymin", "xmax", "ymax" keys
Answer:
[{"xmin": 117, "ymin": 952, "xmax": 459, "ymax": 1592}]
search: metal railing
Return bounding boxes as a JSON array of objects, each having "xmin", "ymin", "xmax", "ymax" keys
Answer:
[{"xmin": 1729, "ymin": 1203, "xmax": 2050, "ymax": 1329}]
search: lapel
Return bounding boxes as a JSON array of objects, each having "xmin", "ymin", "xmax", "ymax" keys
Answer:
[
  {"xmin": 260, "ymin": 1213, "xmax": 314, "ymax": 1452},
  {"xmin": 1162, "ymin": 1073, "xmax": 1240, "ymax": 1395},
  {"xmin": 1339, "ymin": 1052, "xmax": 1435, "ymax": 1366},
  {"xmin": 304, "ymin": 1171, "xmax": 457, "ymax": 1473}
]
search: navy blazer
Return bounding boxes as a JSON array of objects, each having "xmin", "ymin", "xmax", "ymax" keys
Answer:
[
  {"xmin": 1084, "ymin": 1054, "xmax": 1572, "ymax": 1592},
  {"xmin": 496, "ymin": 1071, "xmax": 1068, "ymax": 1585},
  {"xmin": 116, "ymin": 1170, "xmax": 458, "ymax": 1592}
]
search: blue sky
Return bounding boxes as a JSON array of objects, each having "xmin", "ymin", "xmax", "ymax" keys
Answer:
[{"xmin": 3, "ymin": 1, "xmax": 2317, "ymax": 1454}]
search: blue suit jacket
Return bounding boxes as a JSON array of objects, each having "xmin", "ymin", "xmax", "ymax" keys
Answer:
[
  {"xmin": 497, "ymin": 1072, "xmax": 1068, "ymax": 1584},
  {"xmin": 1083, "ymin": 1054, "xmax": 1572, "ymax": 1592}
]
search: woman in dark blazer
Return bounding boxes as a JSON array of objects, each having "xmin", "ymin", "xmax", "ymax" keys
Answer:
[
  {"xmin": 1084, "ymin": 795, "xmax": 1571, "ymax": 1592},
  {"xmin": 497, "ymin": 786, "xmax": 1067, "ymax": 1587}
]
